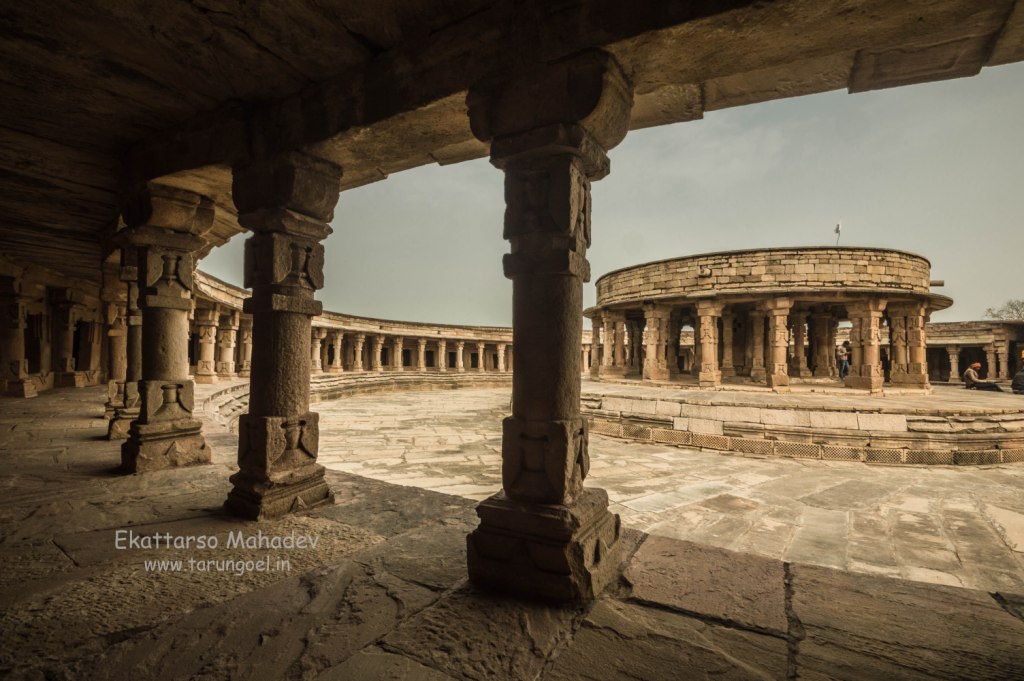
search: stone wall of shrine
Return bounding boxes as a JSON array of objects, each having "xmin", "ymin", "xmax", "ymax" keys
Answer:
[{"xmin": 586, "ymin": 247, "xmax": 953, "ymax": 392}]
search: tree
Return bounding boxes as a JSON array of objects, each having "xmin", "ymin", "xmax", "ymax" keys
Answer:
[{"xmin": 984, "ymin": 299, "xmax": 1024, "ymax": 320}]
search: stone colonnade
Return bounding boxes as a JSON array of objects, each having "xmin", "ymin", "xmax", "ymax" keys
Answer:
[{"xmin": 589, "ymin": 297, "xmax": 934, "ymax": 392}]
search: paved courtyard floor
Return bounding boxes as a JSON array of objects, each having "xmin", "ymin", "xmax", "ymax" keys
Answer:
[
  {"xmin": 1, "ymin": 383, "xmax": 1023, "ymax": 679},
  {"xmin": 317, "ymin": 384, "xmax": 1024, "ymax": 593}
]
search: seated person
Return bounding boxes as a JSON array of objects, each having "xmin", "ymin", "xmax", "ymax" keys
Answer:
[
  {"xmin": 1013, "ymin": 367, "xmax": 1024, "ymax": 395},
  {"xmin": 963, "ymin": 362, "xmax": 1004, "ymax": 392}
]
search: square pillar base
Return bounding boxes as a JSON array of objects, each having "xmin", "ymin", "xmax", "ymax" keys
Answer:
[
  {"xmin": 5, "ymin": 379, "xmax": 37, "ymax": 398},
  {"xmin": 598, "ymin": 366, "xmax": 628, "ymax": 378},
  {"xmin": 121, "ymin": 419, "xmax": 211, "ymax": 473},
  {"xmin": 57, "ymin": 371, "xmax": 87, "ymax": 388},
  {"xmin": 643, "ymin": 367, "xmax": 670, "ymax": 381},
  {"xmin": 698, "ymin": 370, "xmax": 721, "ymax": 388},
  {"xmin": 194, "ymin": 373, "xmax": 218, "ymax": 384},
  {"xmin": 750, "ymin": 367, "xmax": 766, "ymax": 383},
  {"xmin": 845, "ymin": 375, "xmax": 885, "ymax": 391},
  {"xmin": 467, "ymin": 488, "xmax": 624, "ymax": 603},
  {"xmin": 225, "ymin": 468, "xmax": 334, "ymax": 520},
  {"xmin": 720, "ymin": 366, "xmax": 736, "ymax": 378},
  {"xmin": 107, "ymin": 407, "xmax": 140, "ymax": 440},
  {"xmin": 767, "ymin": 372, "xmax": 789, "ymax": 390}
]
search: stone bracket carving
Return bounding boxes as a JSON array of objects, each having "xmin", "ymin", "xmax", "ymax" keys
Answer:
[
  {"xmin": 502, "ymin": 416, "xmax": 589, "ymax": 505},
  {"xmin": 244, "ymin": 231, "xmax": 325, "ymax": 293},
  {"xmin": 237, "ymin": 412, "xmax": 321, "ymax": 483},
  {"xmin": 139, "ymin": 380, "xmax": 194, "ymax": 423}
]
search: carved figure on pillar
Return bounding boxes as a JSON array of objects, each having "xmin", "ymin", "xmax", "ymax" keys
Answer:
[
  {"xmin": 120, "ymin": 184, "xmax": 214, "ymax": 471},
  {"xmin": 225, "ymin": 151, "xmax": 342, "ymax": 519},
  {"xmin": 465, "ymin": 50, "xmax": 632, "ymax": 602}
]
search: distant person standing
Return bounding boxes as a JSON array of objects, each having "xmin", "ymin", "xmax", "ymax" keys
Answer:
[
  {"xmin": 836, "ymin": 341, "xmax": 850, "ymax": 379},
  {"xmin": 1012, "ymin": 366, "xmax": 1024, "ymax": 395},
  {"xmin": 963, "ymin": 362, "xmax": 1004, "ymax": 392}
]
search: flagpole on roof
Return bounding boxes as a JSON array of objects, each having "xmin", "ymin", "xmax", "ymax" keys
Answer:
[{"xmin": 834, "ymin": 219, "xmax": 842, "ymax": 246}]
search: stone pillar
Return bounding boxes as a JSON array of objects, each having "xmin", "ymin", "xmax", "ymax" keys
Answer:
[
  {"xmin": 0, "ymin": 278, "xmax": 36, "ymax": 398},
  {"xmin": 613, "ymin": 316, "xmax": 626, "ymax": 368},
  {"xmin": 194, "ymin": 306, "xmax": 219, "ymax": 384},
  {"xmin": 997, "ymin": 341, "xmax": 1010, "ymax": 380},
  {"xmin": 720, "ymin": 312, "xmax": 735, "ymax": 378},
  {"xmin": 52, "ymin": 292, "xmax": 83, "ymax": 387},
  {"xmin": 417, "ymin": 338, "xmax": 427, "ymax": 371},
  {"xmin": 329, "ymin": 331, "xmax": 344, "ymax": 372},
  {"xmin": 465, "ymin": 49, "xmax": 631, "ymax": 602},
  {"xmin": 310, "ymin": 328, "xmax": 326, "ymax": 374},
  {"xmin": 749, "ymin": 310, "xmax": 766, "ymax": 382},
  {"xmin": 811, "ymin": 312, "xmax": 833, "ymax": 378},
  {"xmin": 764, "ymin": 299, "xmax": 792, "ymax": 391},
  {"xmin": 104, "ymin": 300, "xmax": 128, "ymax": 416},
  {"xmin": 388, "ymin": 337, "xmax": 402, "ymax": 371},
  {"xmin": 590, "ymin": 321, "xmax": 601, "ymax": 378},
  {"xmin": 887, "ymin": 303, "xmax": 929, "ymax": 387},
  {"xmin": 216, "ymin": 311, "xmax": 239, "ymax": 379},
  {"xmin": 437, "ymin": 339, "xmax": 447, "ymax": 372},
  {"xmin": 695, "ymin": 302, "xmax": 722, "ymax": 387},
  {"xmin": 475, "ymin": 341, "xmax": 486, "ymax": 372},
  {"xmin": 455, "ymin": 341, "xmax": 465, "ymax": 372},
  {"xmin": 667, "ymin": 310, "xmax": 682, "ymax": 377},
  {"xmin": 237, "ymin": 318, "xmax": 253, "ymax": 378},
  {"xmin": 497, "ymin": 342, "xmax": 507, "ymax": 372},
  {"xmin": 985, "ymin": 344, "xmax": 997, "ymax": 381},
  {"xmin": 790, "ymin": 310, "xmax": 811, "ymax": 378},
  {"xmin": 581, "ymin": 344, "xmax": 590, "ymax": 373},
  {"xmin": 846, "ymin": 299, "xmax": 887, "ymax": 391},
  {"xmin": 371, "ymin": 336, "xmax": 384, "ymax": 372},
  {"xmin": 601, "ymin": 314, "xmax": 613, "ymax": 368},
  {"xmin": 109, "ymin": 256, "xmax": 142, "ymax": 438},
  {"xmin": 947, "ymin": 345, "xmax": 961, "ymax": 383},
  {"xmin": 120, "ymin": 185, "xmax": 213, "ymax": 472},
  {"xmin": 352, "ymin": 333, "xmax": 366, "ymax": 371},
  {"xmin": 642, "ymin": 304, "xmax": 669, "ymax": 381},
  {"xmin": 225, "ymin": 151, "xmax": 341, "ymax": 519}
]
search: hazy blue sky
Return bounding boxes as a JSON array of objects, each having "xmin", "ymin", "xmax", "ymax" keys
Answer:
[{"xmin": 202, "ymin": 62, "xmax": 1024, "ymax": 326}]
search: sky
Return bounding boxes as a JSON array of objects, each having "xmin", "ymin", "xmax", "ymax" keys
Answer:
[{"xmin": 201, "ymin": 62, "xmax": 1024, "ymax": 327}]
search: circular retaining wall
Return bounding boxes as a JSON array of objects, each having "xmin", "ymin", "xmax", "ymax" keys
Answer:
[{"xmin": 582, "ymin": 390, "xmax": 1024, "ymax": 466}]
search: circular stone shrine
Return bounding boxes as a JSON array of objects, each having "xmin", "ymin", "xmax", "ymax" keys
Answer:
[{"xmin": 586, "ymin": 247, "xmax": 953, "ymax": 392}]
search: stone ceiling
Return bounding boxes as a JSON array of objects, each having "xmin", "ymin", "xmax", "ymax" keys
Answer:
[{"xmin": 1, "ymin": 0, "xmax": 1021, "ymax": 282}]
